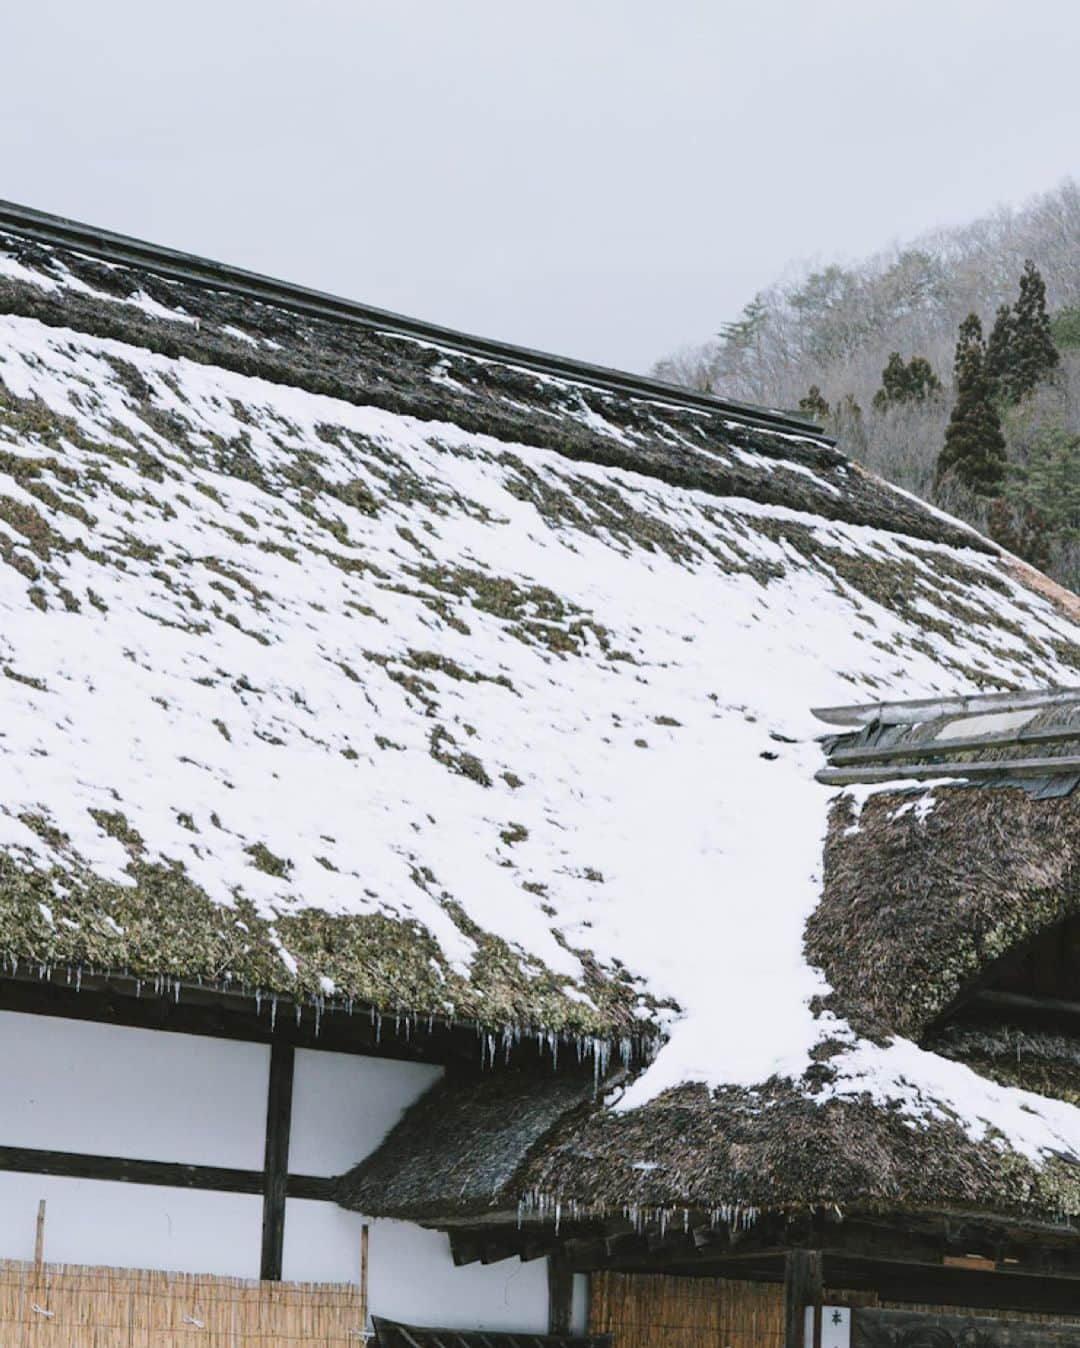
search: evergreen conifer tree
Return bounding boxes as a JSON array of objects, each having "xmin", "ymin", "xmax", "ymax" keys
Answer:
[
  {"xmin": 935, "ymin": 314, "xmax": 1008, "ymax": 494},
  {"xmin": 872, "ymin": 352, "xmax": 942, "ymax": 409},
  {"xmin": 872, "ymin": 353, "xmax": 907, "ymax": 409},
  {"xmin": 798, "ymin": 385, "xmax": 830, "ymax": 421},
  {"xmin": 983, "ymin": 303, "xmax": 1014, "ymax": 397},
  {"xmin": 1007, "ymin": 424, "xmax": 1080, "ymax": 544},
  {"xmin": 904, "ymin": 356, "xmax": 942, "ymax": 402},
  {"xmin": 1008, "ymin": 260, "xmax": 1060, "ymax": 399}
]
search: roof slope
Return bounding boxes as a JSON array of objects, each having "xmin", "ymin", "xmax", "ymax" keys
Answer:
[
  {"xmin": 4, "ymin": 213, "xmax": 1080, "ymax": 1214},
  {"xmin": 339, "ymin": 1067, "xmax": 1080, "ymax": 1227}
]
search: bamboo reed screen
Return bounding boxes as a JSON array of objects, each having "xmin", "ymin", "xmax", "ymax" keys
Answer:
[
  {"xmin": 0, "ymin": 1259, "xmax": 364, "ymax": 1346},
  {"xmin": 587, "ymin": 1270, "xmax": 1065, "ymax": 1348},
  {"xmin": 589, "ymin": 1271, "xmax": 785, "ymax": 1348}
]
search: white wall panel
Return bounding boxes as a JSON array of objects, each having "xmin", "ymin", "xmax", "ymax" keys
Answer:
[
  {"xmin": 0, "ymin": 1011, "xmax": 268, "ymax": 1167},
  {"xmin": 571, "ymin": 1273, "xmax": 588, "ymax": 1334},
  {"xmin": 0, "ymin": 1171, "xmax": 262, "ymax": 1277},
  {"xmin": 289, "ymin": 1049, "xmax": 441, "ymax": 1176},
  {"xmin": 282, "ymin": 1202, "xmax": 549, "ymax": 1331}
]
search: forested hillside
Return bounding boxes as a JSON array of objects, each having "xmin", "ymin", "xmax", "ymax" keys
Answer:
[{"xmin": 654, "ymin": 180, "xmax": 1080, "ymax": 589}]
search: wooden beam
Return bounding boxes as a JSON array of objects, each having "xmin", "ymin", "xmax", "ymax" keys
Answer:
[
  {"xmin": 449, "ymin": 1235, "xmax": 482, "ymax": 1267},
  {"xmin": 548, "ymin": 1254, "xmax": 574, "ymax": 1335},
  {"xmin": 0, "ymin": 966, "xmax": 495, "ymax": 1067},
  {"xmin": 966, "ymin": 988, "xmax": 1080, "ymax": 1022},
  {"xmin": 829, "ymin": 722, "xmax": 1080, "ymax": 766},
  {"xmin": 784, "ymin": 1249, "xmax": 822, "ymax": 1348},
  {"xmin": 812, "ymin": 686, "xmax": 1079, "ymax": 729},
  {"xmin": 822, "ymin": 1253, "xmax": 1080, "ymax": 1316},
  {"xmin": 816, "ymin": 753, "xmax": 1080, "ymax": 787},
  {"xmin": 260, "ymin": 1039, "xmax": 294, "ymax": 1281},
  {"xmin": 0, "ymin": 1143, "xmax": 333, "ymax": 1199},
  {"xmin": 853, "ymin": 1306, "xmax": 1080, "ymax": 1346}
]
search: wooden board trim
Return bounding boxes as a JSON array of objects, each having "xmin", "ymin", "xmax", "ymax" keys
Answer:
[
  {"xmin": 0, "ymin": 1143, "xmax": 333, "ymax": 1201},
  {"xmin": 812, "ymin": 687, "xmax": 1080, "ymax": 729}
]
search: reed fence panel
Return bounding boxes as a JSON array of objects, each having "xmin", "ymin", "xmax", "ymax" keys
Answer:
[{"xmin": 0, "ymin": 1259, "xmax": 364, "ymax": 1346}]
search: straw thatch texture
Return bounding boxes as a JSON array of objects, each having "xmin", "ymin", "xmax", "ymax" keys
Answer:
[
  {"xmin": 0, "ymin": 1259, "xmax": 363, "ymax": 1347},
  {"xmin": 810, "ymin": 784, "xmax": 1080, "ymax": 1041},
  {"xmin": 337, "ymin": 1070, "xmax": 596, "ymax": 1218},
  {"xmin": 338, "ymin": 1068, "xmax": 1080, "ymax": 1224},
  {"xmin": 0, "ymin": 231, "xmax": 985, "ymax": 549},
  {"xmin": 4, "ymin": 214, "xmax": 1080, "ymax": 1053}
]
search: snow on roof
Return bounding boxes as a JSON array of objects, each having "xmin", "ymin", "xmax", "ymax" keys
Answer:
[{"xmin": 3, "ymin": 223, "xmax": 1080, "ymax": 1193}]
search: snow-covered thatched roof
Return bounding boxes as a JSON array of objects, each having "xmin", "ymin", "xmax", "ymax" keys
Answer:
[{"xmin": 5, "ymin": 211, "xmax": 1080, "ymax": 1225}]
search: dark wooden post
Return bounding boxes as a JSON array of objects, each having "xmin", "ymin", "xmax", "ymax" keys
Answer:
[
  {"xmin": 548, "ymin": 1254, "xmax": 574, "ymax": 1335},
  {"xmin": 260, "ymin": 1039, "xmax": 295, "ymax": 1280},
  {"xmin": 784, "ymin": 1249, "xmax": 823, "ymax": 1348}
]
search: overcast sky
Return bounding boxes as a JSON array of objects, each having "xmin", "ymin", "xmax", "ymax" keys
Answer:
[{"xmin": 2, "ymin": 1, "xmax": 1078, "ymax": 372}]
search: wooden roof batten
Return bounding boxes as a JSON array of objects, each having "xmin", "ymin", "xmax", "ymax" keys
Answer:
[
  {"xmin": 812, "ymin": 684, "xmax": 1080, "ymax": 729},
  {"xmin": 813, "ymin": 684, "xmax": 1080, "ymax": 790}
]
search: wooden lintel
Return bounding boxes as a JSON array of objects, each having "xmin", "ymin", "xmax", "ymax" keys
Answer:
[{"xmin": 822, "ymin": 1252, "xmax": 1080, "ymax": 1316}]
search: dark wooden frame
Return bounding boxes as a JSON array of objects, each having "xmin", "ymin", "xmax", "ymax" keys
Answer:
[
  {"xmin": 0, "ymin": 1143, "xmax": 332, "ymax": 1200},
  {"xmin": 260, "ymin": 1040, "xmax": 295, "ymax": 1279}
]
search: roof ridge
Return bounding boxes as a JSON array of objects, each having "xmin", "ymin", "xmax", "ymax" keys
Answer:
[{"xmin": 0, "ymin": 198, "xmax": 831, "ymax": 442}]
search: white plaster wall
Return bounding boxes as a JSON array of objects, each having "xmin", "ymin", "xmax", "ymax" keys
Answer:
[
  {"xmin": 282, "ymin": 1201, "xmax": 550, "ymax": 1332},
  {"xmin": 0, "ymin": 1014, "xmax": 556, "ymax": 1326},
  {"xmin": 289, "ymin": 1048, "xmax": 442, "ymax": 1176},
  {"xmin": 0, "ymin": 1011, "xmax": 268, "ymax": 1167},
  {"xmin": 0, "ymin": 1171, "xmax": 262, "ymax": 1277},
  {"xmin": 284, "ymin": 1057, "xmax": 555, "ymax": 1331}
]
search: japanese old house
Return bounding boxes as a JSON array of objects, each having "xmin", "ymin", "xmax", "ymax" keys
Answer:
[{"xmin": 1, "ymin": 201, "xmax": 1080, "ymax": 1346}]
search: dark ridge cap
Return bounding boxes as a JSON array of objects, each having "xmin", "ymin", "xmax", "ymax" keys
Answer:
[
  {"xmin": 0, "ymin": 269, "xmax": 990, "ymax": 554},
  {"xmin": 0, "ymin": 210, "xmax": 996, "ymax": 551},
  {"xmin": 0, "ymin": 198, "xmax": 828, "ymax": 441}
]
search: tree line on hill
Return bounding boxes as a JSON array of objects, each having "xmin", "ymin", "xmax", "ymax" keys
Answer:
[{"xmin": 652, "ymin": 180, "xmax": 1080, "ymax": 589}]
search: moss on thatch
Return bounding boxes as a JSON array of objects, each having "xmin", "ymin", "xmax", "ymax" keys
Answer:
[{"xmin": 0, "ymin": 836, "xmax": 641, "ymax": 1042}]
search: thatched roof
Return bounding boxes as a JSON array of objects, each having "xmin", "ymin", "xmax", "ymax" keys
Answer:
[
  {"xmin": 342, "ymin": 691, "xmax": 1080, "ymax": 1228},
  {"xmin": 811, "ymin": 777, "xmax": 1080, "ymax": 1042},
  {"xmin": 337, "ymin": 1071, "xmax": 597, "ymax": 1222},
  {"xmin": 6, "ymin": 207, "xmax": 1080, "ymax": 1205},
  {"xmin": 338, "ymin": 1067, "xmax": 1080, "ymax": 1226}
]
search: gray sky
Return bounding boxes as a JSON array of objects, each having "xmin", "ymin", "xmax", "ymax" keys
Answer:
[{"xmin": 3, "ymin": 0, "xmax": 1079, "ymax": 372}]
